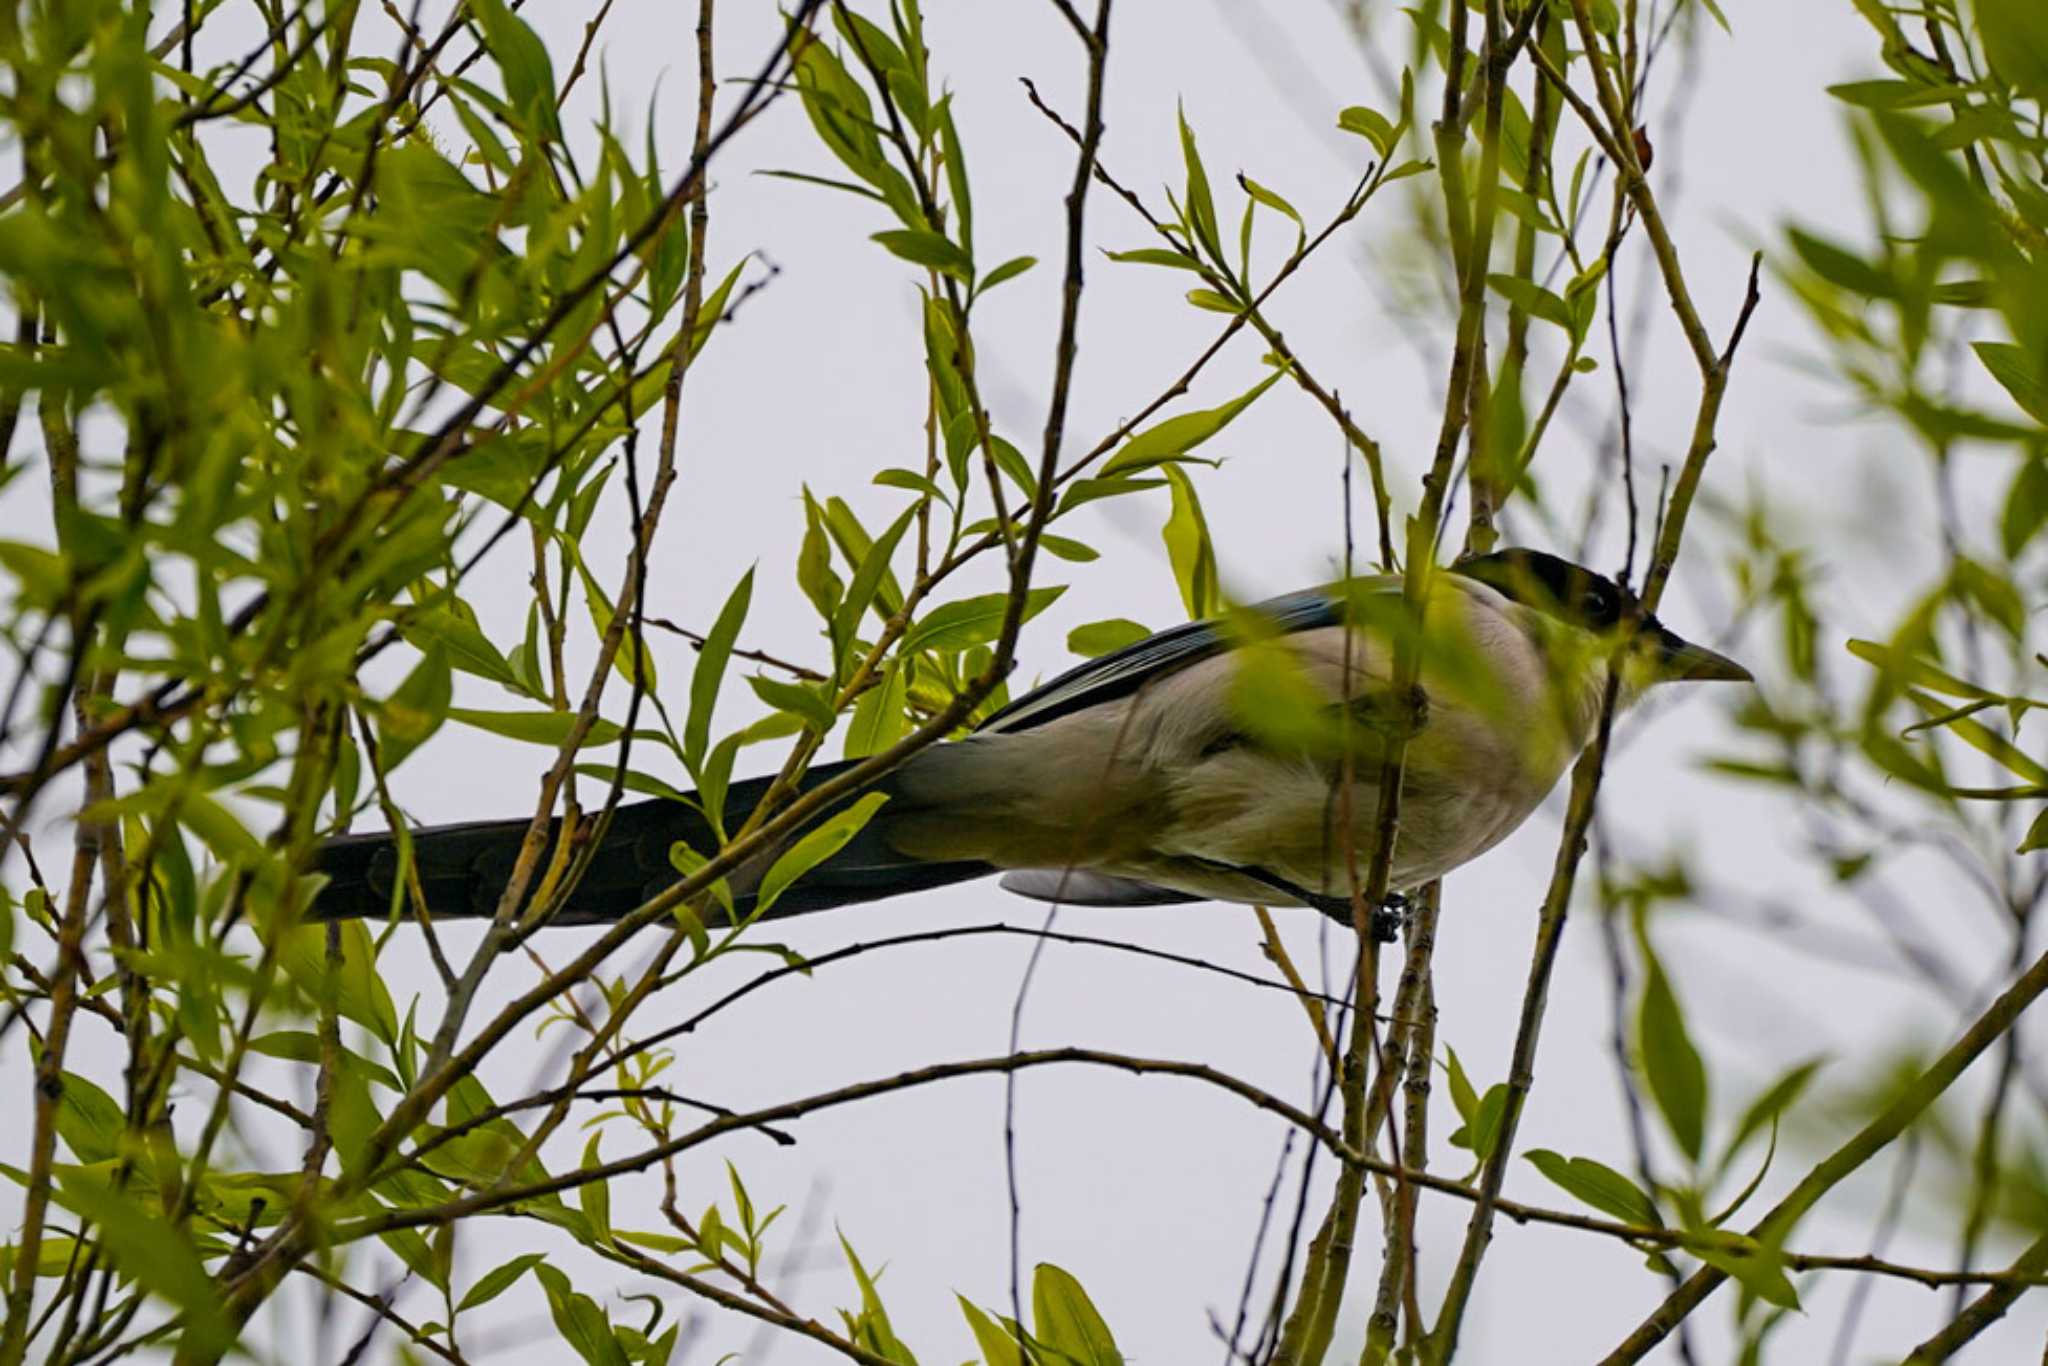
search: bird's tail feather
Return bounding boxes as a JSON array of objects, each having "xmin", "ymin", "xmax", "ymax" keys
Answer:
[{"xmin": 311, "ymin": 758, "xmax": 994, "ymax": 925}]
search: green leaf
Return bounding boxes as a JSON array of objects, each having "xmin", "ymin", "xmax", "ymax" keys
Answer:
[
  {"xmin": 401, "ymin": 608, "xmax": 524, "ymax": 693},
  {"xmin": 1687, "ymin": 1238, "xmax": 1801, "ymax": 1311},
  {"xmin": 1337, "ymin": 105, "xmax": 1398, "ymax": 158},
  {"xmin": 376, "ymin": 644, "xmax": 452, "ymax": 773},
  {"xmin": 1031, "ymin": 1263, "xmax": 1121, "ymax": 1365},
  {"xmin": 1488, "ymin": 273, "xmax": 1573, "ymax": 332},
  {"xmin": 1160, "ymin": 466, "xmax": 1218, "ymax": 620},
  {"xmin": 1525, "ymin": 1150, "xmax": 1660, "ymax": 1226},
  {"xmin": 54, "ymin": 1071, "xmax": 126, "ymax": 1165},
  {"xmin": 1106, "ymin": 246, "xmax": 1205, "ymax": 273},
  {"xmin": 977, "ymin": 254, "xmax": 1036, "ymax": 294},
  {"xmin": 755, "ymin": 792, "xmax": 890, "ymax": 915},
  {"xmin": 1178, "ymin": 105, "xmax": 1221, "ymax": 262},
  {"xmin": 687, "ymin": 568, "xmax": 756, "ymax": 770},
  {"xmin": 958, "ymin": 1296, "xmax": 1023, "ymax": 1366},
  {"xmin": 1238, "ymin": 174, "xmax": 1304, "ymax": 238},
  {"xmin": 578, "ymin": 1133, "xmax": 612, "ymax": 1244},
  {"xmin": 1037, "ymin": 533, "xmax": 1099, "ymax": 563},
  {"xmin": 1104, "ymin": 370, "xmax": 1280, "ymax": 475},
  {"xmin": 1444, "ymin": 1046, "xmax": 1480, "ymax": 1126},
  {"xmin": 872, "ymin": 229, "xmax": 973, "ymax": 281},
  {"xmin": 51, "ymin": 1172, "xmax": 231, "ymax": 1355},
  {"xmin": 836, "ymin": 506, "xmax": 918, "ymax": 646},
  {"xmin": 1068, "ymin": 619, "xmax": 1150, "ymax": 658},
  {"xmin": 837, "ymin": 1233, "xmax": 916, "ymax": 1362},
  {"xmin": 1636, "ymin": 923, "xmax": 1709, "ymax": 1164},
  {"xmin": 902, "ymin": 586, "xmax": 1066, "ymax": 654},
  {"xmin": 748, "ymin": 674, "xmax": 837, "ymax": 733},
  {"xmin": 1826, "ymin": 80, "xmax": 1961, "ymax": 110},
  {"xmin": 1787, "ymin": 226, "xmax": 1893, "ymax": 298},
  {"xmin": 1468, "ymin": 1083, "xmax": 1508, "ymax": 1162},
  {"xmin": 1905, "ymin": 689, "xmax": 2046, "ymax": 783},
  {"xmin": 0, "ymin": 540, "xmax": 68, "ymax": 604},
  {"xmin": 282, "ymin": 920, "xmax": 400, "ymax": 1045},
  {"xmin": 935, "ymin": 93, "xmax": 972, "ymax": 251},
  {"xmin": 797, "ymin": 489, "xmax": 846, "ymax": 626},
  {"xmin": 457, "ymin": 1252, "xmax": 546, "ymax": 1313},
  {"xmin": 469, "ymin": 0, "xmax": 561, "ymax": 141},
  {"xmin": 1055, "ymin": 475, "xmax": 1165, "ymax": 518},
  {"xmin": 2001, "ymin": 459, "xmax": 2048, "ymax": 558},
  {"xmin": 843, "ymin": 659, "xmax": 908, "ymax": 760},
  {"xmin": 2019, "ymin": 808, "xmax": 2048, "ymax": 853},
  {"xmin": 874, "ymin": 467, "xmax": 951, "ymax": 501},
  {"xmin": 1846, "ymin": 639, "xmax": 1995, "ymax": 700},
  {"xmin": 573, "ymin": 551, "xmax": 658, "ymax": 691},
  {"xmin": 448, "ymin": 708, "xmax": 625, "ymax": 748},
  {"xmin": 1973, "ymin": 342, "xmax": 2048, "ymax": 426},
  {"xmin": 1719, "ymin": 1058, "xmax": 1824, "ymax": 1178},
  {"xmin": 532, "ymin": 1262, "xmax": 631, "ymax": 1366}
]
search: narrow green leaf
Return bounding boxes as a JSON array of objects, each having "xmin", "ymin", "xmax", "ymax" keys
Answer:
[
  {"xmin": 958, "ymin": 1296, "xmax": 1023, "ymax": 1366},
  {"xmin": 688, "ymin": 568, "xmax": 756, "ymax": 769},
  {"xmin": 1104, "ymin": 369, "xmax": 1282, "ymax": 475},
  {"xmin": 1106, "ymin": 246, "xmax": 1205, "ymax": 273},
  {"xmin": 977, "ymin": 254, "xmax": 1037, "ymax": 294},
  {"xmin": 755, "ymin": 792, "xmax": 890, "ymax": 914},
  {"xmin": 1973, "ymin": 342, "xmax": 2048, "ymax": 426},
  {"xmin": 457, "ymin": 1253, "xmax": 546, "ymax": 1313},
  {"xmin": 872, "ymin": 228, "xmax": 973, "ymax": 281},
  {"xmin": 1178, "ymin": 105, "xmax": 1221, "ymax": 262},
  {"xmin": 843, "ymin": 660, "xmax": 908, "ymax": 760},
  {"xmin": 1031, "ymin": 1263, "xmax": 1121, "ymax": 1366},
  {"xmin": 1337, "ymin": 104, "xmax": 1397, "ymax": 156},
  {"xmin": 401, "ymin": 608, "xmax": 524, "ymax": 692},
  {"xmin": 748, "ymin": 674, "xmax": 837, "ymax": 733},
  {"xmin": 51, "ymin": 1174, "xmax": 231, "ymax": 1355},
  {"xmin": 1160, "ymin": 466, "xmax": 1218, "ymax": 620},
  {"xmin": 1846, "ymin": 639, "xmax": 1995, "ymax": 700},
  {"xmin": 448, "ymin": 708, "xmax": 625, "ymax": 747},
  {"xmin": 1068, "ymin": 619, "xmax": 1150, "ymax": 658},
  {"xmin": 1488, "ymin": 273, "xmax": 1573, "ymax": 331},
  {"xmin": 902, "ymin": 586, "xmax": 1066, "ymax": 654},
  {"xmin": 1525, "ymin": 1149, "xmax": 1660, "ymax": 1226},
  {"xmin": 1636, "ymin": 923, "xmax": 1709, "ymax": 1165},
  {"xmin": 376, "ymin": 644, "xmax": 453, "ymax": 773}
]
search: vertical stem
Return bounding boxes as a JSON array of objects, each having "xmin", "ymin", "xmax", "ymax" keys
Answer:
[{"xmin": 1365, "ymin": 883, "xmax": 1440, "ymax": 1363}]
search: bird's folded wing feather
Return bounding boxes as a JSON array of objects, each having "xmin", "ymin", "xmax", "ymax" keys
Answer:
[
  {"xmin": 976, "ymin": 584, "xmax": 1390, "ymax": 736},
  {"xmin": 998, "ymin": 869, "xmax": 1202, "ymax": 906}
]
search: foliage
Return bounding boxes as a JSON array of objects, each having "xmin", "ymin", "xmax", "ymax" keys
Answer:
[{"xmin": 0, "ymin": 0, "xmax": 2044, "ymax": 1363}]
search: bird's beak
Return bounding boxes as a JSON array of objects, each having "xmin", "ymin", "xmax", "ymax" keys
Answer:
[{"xmin": 1653, "ymin": 626, "xmax": 1753, "ymax": 684}]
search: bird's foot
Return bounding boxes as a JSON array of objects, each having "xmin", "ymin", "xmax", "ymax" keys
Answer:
[
  {"xmin": 1302, "ymin": 889, "xmax": 1409, "ymax": 944},
  {"xmin": 1373, "ymin": 892, "xmax": 1411, "ymax": 944}
]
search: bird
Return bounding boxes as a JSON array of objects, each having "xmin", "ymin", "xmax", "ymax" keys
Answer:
[{"xmin": 312, "ymin": 548, "xmax": 1750, "ymax": 934}]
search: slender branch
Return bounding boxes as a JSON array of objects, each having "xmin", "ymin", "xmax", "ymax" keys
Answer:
[
  {"xmin": 1600, "ymin": 942, "xmax": 2048, "ymax": 1363},
  {"xmin": 1902, "ymin": 1231, "xmax": 2048, "ymax": 1364}
]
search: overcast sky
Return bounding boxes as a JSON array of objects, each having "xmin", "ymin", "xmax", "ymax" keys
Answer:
[{"xmin": 7, "ymin": 2, "xmax": 2046, "ymax": 1363}]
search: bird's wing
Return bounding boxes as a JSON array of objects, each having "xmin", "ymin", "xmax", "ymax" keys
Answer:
[
  {"xmin": 977, "ymin": 583, "xmax": 1393, "ymax": 736},
  {"xmin": 998, "ymin": 869, "xmax": 1202, "ymax": 906}
]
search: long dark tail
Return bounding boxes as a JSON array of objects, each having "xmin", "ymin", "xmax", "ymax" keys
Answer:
[{"xmin": 311, "ymin": 758, "xmax": 995, "ymax": 924}]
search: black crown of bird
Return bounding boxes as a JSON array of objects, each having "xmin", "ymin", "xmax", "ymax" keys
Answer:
[{"xmin": 313, "ymin": 548, "xmax": 1749, "ymax": 933}]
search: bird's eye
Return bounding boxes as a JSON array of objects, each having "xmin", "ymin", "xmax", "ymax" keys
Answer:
[{"xmin": 1582, "ymin": 587, "xmax": 1613, "ymax": 621}]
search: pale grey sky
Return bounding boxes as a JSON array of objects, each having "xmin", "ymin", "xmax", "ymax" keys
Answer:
[{"xmin": 6, "ymin": 2, "xmax": 2044, "ymax": 1363}]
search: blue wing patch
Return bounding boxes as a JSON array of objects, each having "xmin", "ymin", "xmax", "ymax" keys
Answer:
[{"xmin": 976, "ymin": 586, "xmax": 1358, "ymax": 735}]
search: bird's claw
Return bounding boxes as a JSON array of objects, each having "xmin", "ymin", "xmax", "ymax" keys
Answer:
[
  {"xmin": 1372, "ymin": 892, "xmax": 1410, "ymax": 944},
  {"xmin": 1302, "ymin": 889, "xmax": 1409, "ymax": 943}
]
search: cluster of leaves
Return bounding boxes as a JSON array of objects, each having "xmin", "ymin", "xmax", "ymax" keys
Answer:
[
  {"xmin": 1743, "ymin": 2, "xmax": 2048, "ymax": 844},
  {"xmin": 0, "ymin": 0, "xmax": 1175, "ymax": 1358}
]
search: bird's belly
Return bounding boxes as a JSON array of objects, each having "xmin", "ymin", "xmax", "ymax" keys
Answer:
[{"xmin": 1149, "ymin": 723, "xmax": 1566, "ymax": 901}]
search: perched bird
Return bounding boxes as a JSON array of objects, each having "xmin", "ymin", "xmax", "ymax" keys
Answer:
[{"xmin": 313, "ymin": 548, "xmax": 1749, "ymax": 932}]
